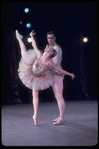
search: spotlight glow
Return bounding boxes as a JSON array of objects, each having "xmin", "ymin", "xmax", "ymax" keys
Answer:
[
  {"xmin": 28, "ymin": 38, "xmax": 32, "ymax": 42},
  {"xmin": 83, "ymin": 37, "xmax": 88, "ymax": 42},
  {"xmin": 26, "ymin": 23, "xmax": 31, "ymax": 28},
  {"xmin": 19, "ymin": 21, "xmax": 22, "ymax": 24},
  {"xmin": 24, "ymin": 8, "xmax": 29, "ymax": 13}
]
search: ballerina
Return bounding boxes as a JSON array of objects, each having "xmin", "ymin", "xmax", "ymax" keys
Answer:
[{"xmin": 16, "ymin": 30, "xmax": 75, "ymax": 125}]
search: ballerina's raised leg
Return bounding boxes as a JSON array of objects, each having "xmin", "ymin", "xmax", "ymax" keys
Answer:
[
  {"xmin": 16, "ymin": 30, "xmax": 39, "ymax": 126},
  {"xmin": 16, "ymin": 30, "xmax": 26, "ymax": 57}
]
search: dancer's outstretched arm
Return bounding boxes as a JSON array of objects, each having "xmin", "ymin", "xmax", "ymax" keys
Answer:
[
  {"xmin": 30, "ymin": 30, "xmax": 42, "ymax": 58},
  {"xmin": 50, "ymin": 62, "xmax": 75, "ymax": 80}
]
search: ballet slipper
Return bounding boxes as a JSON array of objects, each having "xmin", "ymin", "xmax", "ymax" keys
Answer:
[
  {"xmin": 32, "ymin": 116, "xmax": 38, "ymax": 126},
  {"xmin": 16, "ymin": 30, "xmax": 23, "ymax": 40},
  {"xmin": 53, "ymin": 119, "xmax": 65, "ymax": 125},
  {"xmin": 53, "ymin": 117, "xmax": 60, "ymax": 122}
]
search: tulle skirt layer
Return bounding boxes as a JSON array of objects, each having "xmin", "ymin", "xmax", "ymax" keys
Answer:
[{"xmin": 18, "ymin": 49, "xmax": 53, "ymax": 90}]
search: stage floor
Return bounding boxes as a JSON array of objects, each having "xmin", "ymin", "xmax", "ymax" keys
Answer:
[{"xmin": 2, "ymin": 100, "xmax": 98, "ymax": 146}]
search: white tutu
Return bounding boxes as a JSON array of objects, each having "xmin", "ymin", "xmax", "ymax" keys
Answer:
[{"xmin": 18, "ymin": 49, "xmax": 53, "ymax": 90}]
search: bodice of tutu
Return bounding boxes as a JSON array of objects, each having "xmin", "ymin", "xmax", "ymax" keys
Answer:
[{"xmin": 32, "ymin": 58, "xmax": 51, "ymax": 76}]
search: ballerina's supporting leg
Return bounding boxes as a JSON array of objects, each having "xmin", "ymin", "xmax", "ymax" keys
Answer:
[
  {"xmin": 32, "ymin": 90, "xmax": 39, "ymax": 126},
  {"xmin": 16, "ymin": 30, "xmax": 26, "ymax": 57}
]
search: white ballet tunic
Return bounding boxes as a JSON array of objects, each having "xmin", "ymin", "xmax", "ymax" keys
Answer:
[{"xmin": 18, "ymin": 49, "xmax": 53, "ymax": 90}]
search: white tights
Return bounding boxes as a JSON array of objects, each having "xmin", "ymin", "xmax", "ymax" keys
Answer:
[
  {"xmin": 52, "ymin": 75, "xmax": 65, "ymax": 120},
  {"xmin": 32, "ymin": 90, "xmax": 39, "ymax": 118},
  {"xmin": 32, "ymin": 75, "xmax": 65, "ymax": 124}
]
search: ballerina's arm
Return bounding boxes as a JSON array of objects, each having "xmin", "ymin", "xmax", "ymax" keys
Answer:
[
  {"xmin": 49, "ymin": 62, "xmax": 75, "ymax": 80},
  {"xmin": 30, "ymin": 30, "xmax": 42, "ymax": 59}
]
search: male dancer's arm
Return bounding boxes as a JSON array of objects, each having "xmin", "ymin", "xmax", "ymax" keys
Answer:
[
  {"xmin": 46, "ymin": 44, "xmax": 62, "ymax": 66},
  {"xmin": 53, "ymin": 45, "xmax": 62, "ymax": 66}
]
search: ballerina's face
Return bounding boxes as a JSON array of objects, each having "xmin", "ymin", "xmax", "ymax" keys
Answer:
[{"xmin": 44, "ymin": 47, "xmax": 54, "ymax": 57}]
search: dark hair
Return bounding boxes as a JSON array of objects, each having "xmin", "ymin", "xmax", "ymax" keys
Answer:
[
  {"xmin": 47, "ymin": 31, "xmax": 56, "ymax": 37},
  {"xmin": 49, "ymin": 49, "xmax": 57, "ymax": 59}
]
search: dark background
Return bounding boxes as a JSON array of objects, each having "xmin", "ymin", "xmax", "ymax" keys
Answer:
[{"xmin": 1, "ymin": 2, "xmax": 98, "ymax": 104}]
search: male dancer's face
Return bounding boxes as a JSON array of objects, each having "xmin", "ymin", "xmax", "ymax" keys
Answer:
[{"xmin": 47, "ymin": 34, "xmax": 56, "ymax": 46}]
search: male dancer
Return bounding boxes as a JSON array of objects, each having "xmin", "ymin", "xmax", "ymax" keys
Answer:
[{"xmin": 46, "ymin": 31, "xmax": 65, "ymax": 125}]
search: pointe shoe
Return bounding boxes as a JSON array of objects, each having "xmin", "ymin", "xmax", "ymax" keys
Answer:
[
  {"xmin": 15, "ymin": 30, "xmax": 23, "ymax": 40},
  {"xmin": 53, "ymin": 119, "xmax": 65, "ymax": 125},
  {"xmin": 32, "ymin": 116, "xmax": 38, "ymax": 126},
  {"xmin": 53, "ymin": 117, "xmax": 59, "ymax": 122}
]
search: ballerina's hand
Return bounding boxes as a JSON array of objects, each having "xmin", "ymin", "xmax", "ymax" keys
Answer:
[
  {"xmin": 30, "ymin": 30, "xmax": 36, "ymax": 37},
  {"xmin": 71, "ymin": 73, "xmax": 75, "ymax": 80}
]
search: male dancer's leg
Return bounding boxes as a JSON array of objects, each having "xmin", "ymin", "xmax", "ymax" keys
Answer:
[{"xmin": 52, "ymin": 75, "xmax": 65, "ymax": 125}]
